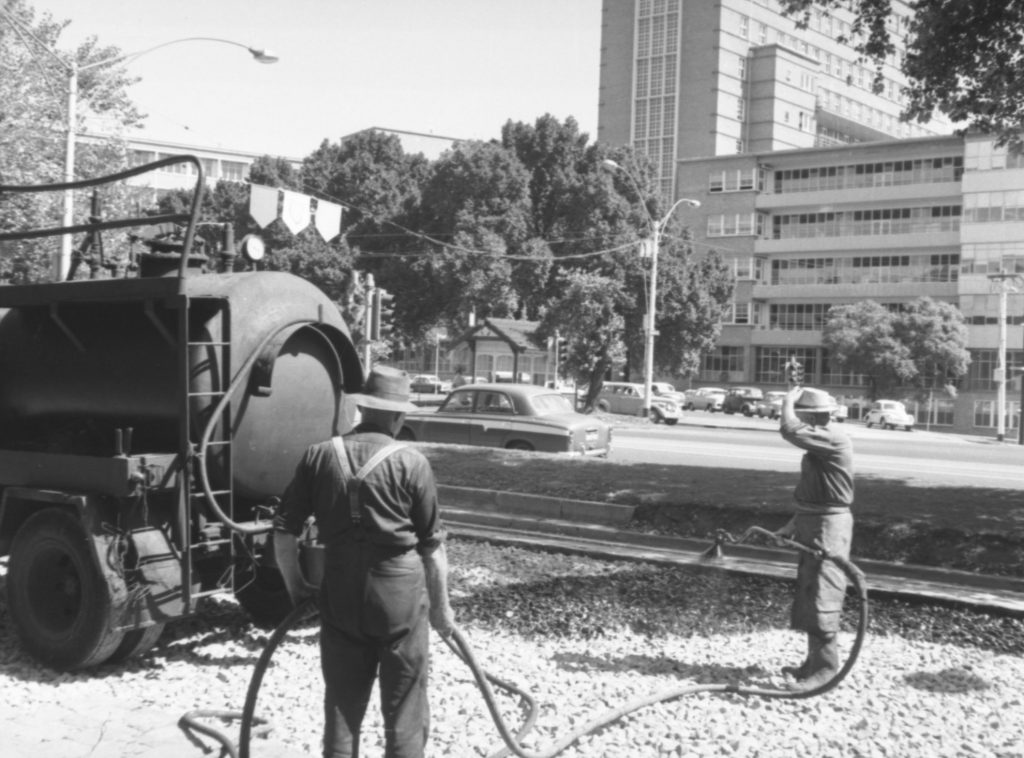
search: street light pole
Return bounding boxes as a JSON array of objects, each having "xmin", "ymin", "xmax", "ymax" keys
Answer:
[
  {"xmin": 0, "ymin": 9, "xmax": 278, "ymax": 281},
  {"xmin": 603, "ymin": 159, "xmax": 699, "ymax": 416}
]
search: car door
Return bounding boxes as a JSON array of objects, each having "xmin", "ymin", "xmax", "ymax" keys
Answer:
[
  {"xmin": 426, "ymin": 388, "xmax": 476, "ymax": 445},
  {"xmin": 469, "ymin": 389, "xmax": 516, "ymax": 448}
]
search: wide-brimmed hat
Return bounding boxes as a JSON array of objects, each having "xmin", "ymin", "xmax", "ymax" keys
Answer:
[
  {"xmin": 347, "ymin": 365, "xmax": 419, "ymax": 412},
  {"xmin": 794, "ymin": 387, "xmax": 838, "ymax": 413}
]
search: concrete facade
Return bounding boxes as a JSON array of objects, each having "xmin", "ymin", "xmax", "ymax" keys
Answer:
[{"xmin": 676, "ymin": 134, "xmax": 1023, "ymax": 437}]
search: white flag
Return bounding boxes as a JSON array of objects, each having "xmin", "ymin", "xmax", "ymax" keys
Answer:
[
  {"xmin": 314, "ymin": 200, "xmax": 343, "ymax": 241},
  {"xmin": 281, "ymin": 190, "xmax": 311, "ymax": 234},
  {"xmin": 249, "ymin": 185, "xmax": 279, "ymax": 228}
]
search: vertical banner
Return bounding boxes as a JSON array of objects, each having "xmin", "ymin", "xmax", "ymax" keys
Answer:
[
  {"xmin": 280, "ymin": 190, "xmax": 311, "ymax": 234},
  {"xmin": 314, "ymin": 200, "xmax": 343, "ymax": 241},
  {"xmin": 249, "ymin": 185, "xmax": 279, "ymax": 228}
]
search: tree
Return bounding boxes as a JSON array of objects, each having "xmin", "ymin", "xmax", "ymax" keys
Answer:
[
  {"xmin": 822, "ymin": 297, "xmax": 970, "ymax": 400},
  {"xmin": 1, "ymin": 0, "xmax": 141, "ymax": 282},
  {"xmin": 780, "ymin": 0, "xmax": 1024, "ymax": 151},
  {"xmin": 537, "ymin": 269, "xmax": 629, "ymax": 411}
]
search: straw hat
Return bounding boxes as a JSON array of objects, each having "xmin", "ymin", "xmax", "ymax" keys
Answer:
[
  {"xmin": 794, "ymin": 387, "xmax": 838, "ymax": 413},
  {"xmin": 347, "ymin": 365, "xmax": 419, "ymax": 412}
]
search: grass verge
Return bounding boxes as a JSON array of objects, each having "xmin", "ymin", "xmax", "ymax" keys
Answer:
[{"xmin": 421, "ymin": 444, "xmax": 1024, "ymax": 578}]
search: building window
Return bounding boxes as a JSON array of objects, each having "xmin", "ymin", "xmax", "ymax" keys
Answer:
[
  {"xmin": 708, "ymin": 213, "xmax": 758, "ymax": 237},
  {"xmin": 968, "ymin": 350, "xmax": 1024, "ymax": 391},
  {"xmin": 221, "ymin": 161, "xmax": 247, "ymax": 182},
  {"xmin": 701, "ymin": 346, "xmax": 745, "ymax": 380},
  {"xmin": 768, "ymin": 303, "xmax": 833, "ymax": 331},
  {"xmin": 739, "ymin": 14, "xmax": 749, "ymax": 40}
]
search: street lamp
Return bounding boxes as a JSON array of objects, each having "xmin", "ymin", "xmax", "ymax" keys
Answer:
[
  {"xmin": 0, "ymin": 11, "xmax": 278, "ymax": 281},
  {"xmin": 603, "ymin": 159, "xmax": 700, "ymax": 416}
]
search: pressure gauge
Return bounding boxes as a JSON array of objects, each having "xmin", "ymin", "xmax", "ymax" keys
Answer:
[{"xmin": 240, "ymin": 234, "xmax": 265, "ymax": 263}]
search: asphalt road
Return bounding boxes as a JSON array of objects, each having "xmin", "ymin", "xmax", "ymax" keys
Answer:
[{"xmin": 610, "ymin": 412, "xmax": 1024, "ymax": 489}]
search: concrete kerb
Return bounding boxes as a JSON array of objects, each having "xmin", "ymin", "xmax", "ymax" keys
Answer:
[{"xmin": 438, "ymin": 484, "xmax": 636, "ymax": 526}]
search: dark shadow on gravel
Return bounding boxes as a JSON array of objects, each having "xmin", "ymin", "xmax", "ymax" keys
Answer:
[
  {"xmin": 903, "ymin": 667, "xmax": 991, "ymax": 693},
  {"xmin": 551, "ymin": 650, "xmax": 773, "ymax": 686}
]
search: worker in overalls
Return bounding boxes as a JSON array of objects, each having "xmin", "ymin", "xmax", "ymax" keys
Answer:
[
  {"xmin": 274, "ymin": 365, "xmax": 455, "ymax": 758},
  {"xmin": 774, "ymin": 385, "xmax": 854, "ymax": 691}
]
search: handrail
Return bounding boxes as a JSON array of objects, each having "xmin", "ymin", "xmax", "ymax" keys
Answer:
[{"xmin": 0, "ymin": 155, "xmax": 206, "ymax": 280}]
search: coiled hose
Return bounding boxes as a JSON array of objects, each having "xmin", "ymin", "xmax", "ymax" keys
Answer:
[{"xmin": 182, "ymin": 531, "xmax": 868, "ymax": 758}]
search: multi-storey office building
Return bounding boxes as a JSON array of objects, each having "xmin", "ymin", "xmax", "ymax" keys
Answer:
[
  {"xmin": 598, "ymin": 0, "xmax": 952, "ymax": 193},
  {"xmin": 677, "ymin": 134, "xmax": 1023, "ymax": 437}
]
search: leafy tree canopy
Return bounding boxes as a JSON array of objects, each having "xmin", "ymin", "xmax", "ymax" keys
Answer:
[
  {"xmin": 822, "ymin": 297, "xmax": 970, "ymax": 401},
  {"xmin": 780, "ymin": 0, "xmax": 1024, "ymax": 151}
]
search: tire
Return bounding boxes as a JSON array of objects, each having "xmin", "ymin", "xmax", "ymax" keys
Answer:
[
  {"xmin": 865, "ymin": 420, "xmax": 873, "ymax": 428},
  {"xmin": 905, "ymin": 425, "xmax": 913, "ymax": 432},
  {"xmin": 665, "ymin": 418, "xmax": 678, "ymax": 426},
  {"xmin": 596, "ymin": 400, "xmax": 611, "ymax": 413},
  {"xmin": 7, "ymin": 508, "xmax": 127, "ymax": 670},
  {"xmin": 685, "ymin": 403, "xmax": 694, "ymax": 411},
  {"xmin": 648, "ymin": 409, "xmax": 662, "ymax": 423},
  {"xmin": 106, "ymin": 623, "xmax": 166, "ymax": 664},
  {"xmin": 884, "ymin": 423, "xmax": 894, "ymax": 431},
  {"xmin": 742, "ymin": 405, "xmax": 754, "ymax": 417},
  {"xmin": 505, "ymin": 440, "xmax": 535, "ymax": 452},
  {"xmin": 234, "ymin": 562, "xmax": 292, "ymax": 630}
]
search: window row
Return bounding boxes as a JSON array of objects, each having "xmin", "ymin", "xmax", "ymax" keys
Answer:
[
  {"xmin": 770, "ymin": 206, "xmax": 961, "ymax": 239},
  {"xmin": 707, "ymin": 213, "xmax": 766, "ymax": 237},
  {"xmin": 772, "ymin": 156, "xmax": 963, "ymax": 193},
  {"xmin": 708, "ymin": 168, "xmax": 759, "ymax": 193},
  {"xmin": 963, "ymin": 191, "xmax": 1024, "ymax": 223},
  {"xmin": 964, "ymin": 140, "xmax": 1024, "ymax": 172},
  {"xmin": 768, "ymin": 254, "xmax": 959, "ymax": 285}
]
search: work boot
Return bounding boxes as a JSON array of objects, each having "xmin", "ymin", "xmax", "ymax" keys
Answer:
[
  {"xmin": 787, "ymin": 633, "xmax": 839, "ymax": 691},
  {"xmin": 781, "ymin": 634, "xmax": 815, "ymax": 680}
]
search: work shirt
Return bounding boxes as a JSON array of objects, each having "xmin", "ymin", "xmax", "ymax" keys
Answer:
[
  {"xmin": 275, "ymin": 423, "xmax": 445, "ymax": 556},
  {"xmin": 780, "ymin": 419, "xmax": 854, "ymax": 513}
]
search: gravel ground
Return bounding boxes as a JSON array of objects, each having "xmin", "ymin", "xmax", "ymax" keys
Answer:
[{"xmin": 2, "ymin": 540, "xmax": 1023, "ymax": 758}]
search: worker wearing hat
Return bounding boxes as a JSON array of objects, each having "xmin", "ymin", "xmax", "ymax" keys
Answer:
[
  {"xmin": 274, "ymin": 365, "xmax": 455, "ymax": 758},
  {"xmin": 774, "ymin": 384, "xmax": 854, "ymax": 690}
]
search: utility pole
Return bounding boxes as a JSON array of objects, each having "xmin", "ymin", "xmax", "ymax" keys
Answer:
[
  {"xmin": 602, "ymin": 159, "xmax": 700, "ymax": 416},
  {"xmin": 987, "ymin": 272, "xmax": 1023, "ymax": 442}
]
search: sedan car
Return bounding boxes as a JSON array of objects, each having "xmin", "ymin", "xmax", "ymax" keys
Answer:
[
  {"xmin": 755, "ymin": 390, "xmax": 786, "ymax": 419},
  {"xmin": 594, "ymin": 381, "xmax": 681, "ymax": 424},
  {"xmin": 409, "ymin": 374, "xmax": 452, "ymax": 394},
  {"xmin": 684, "ymin": 387, "xmax": 726, "ymax": 412},
  {"xmin": 399, "ymin": 383, "xmax": 612, "ymax": 455},
  {"xmin": 864, "ymin": 400, "xmax": 914, "ymax": 431},
  {"xmin": 722, "ymin": 386, "xmax": 764, "ymax": 416}
]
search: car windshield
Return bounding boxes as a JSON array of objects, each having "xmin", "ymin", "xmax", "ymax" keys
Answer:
[{"xmin": 529, "ymin": 393, "xmax": 575, "ymax": 415}]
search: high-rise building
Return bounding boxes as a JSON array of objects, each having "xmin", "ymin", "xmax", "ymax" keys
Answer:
[
  {"xmin": 598, "ymin": 1, "xmax": 1022, "ymax": 438},
  {"xmin": 598, "ymin": 0, "xmax": 952, "ymax": 193}
]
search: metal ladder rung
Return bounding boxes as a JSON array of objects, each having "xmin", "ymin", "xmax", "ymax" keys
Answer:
[
  {"xmin": 188, "ymin": 340, "xmax": 230, "ymax": 347},
  {"xmin": 187, "ymin": 390, "xmax": 226, "ymax": 398},
  {"xmin": 203, "ymin": 440, "xmax": 231, "ymax": 447}
]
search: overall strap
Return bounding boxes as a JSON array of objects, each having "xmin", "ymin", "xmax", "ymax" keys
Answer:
[{"xmin": 331, "ymin": 438, "xmax": 407, "ymax": 524}]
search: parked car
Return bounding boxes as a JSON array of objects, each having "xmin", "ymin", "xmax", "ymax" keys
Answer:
[
  {"xmin": 651, "ymin": 382, "xmax": 689, "ymax": 405},
  {"xmin": 755, "ymin": 390, "xmax": 786, "ymax": 419},
  {"xmin": 722, "ymin": 386, "xmax": 764, "ymax": 416},
  {"xmin": 684, "ymin": 387, "xmax": 726, "ymax": 412},
  {"xmin": 409, "ymin": 374, "xmax": 452, "ymax": 394},
  {"xmin": 398, "ymin": 383, "xmax": 611, "ymax": 455},
  {"xmin": 864, "ymin": 400, "xmax": 914, "ymax": 431},
  {"xmin": 831, "ymin": 397, "xmax": 849, "ymax": 422},
  {"xmin": 594, "ymin": 381, "xmax": 682, "ymax": 424}
]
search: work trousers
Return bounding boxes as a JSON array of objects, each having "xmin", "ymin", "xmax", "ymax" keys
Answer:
[
  {"xmin": 319, "ymin": 545, "xmax": 430, "ymax": 758},
  {"xmin": 790, "ymin": 510, "xmax": 853, "ymax": 635}
]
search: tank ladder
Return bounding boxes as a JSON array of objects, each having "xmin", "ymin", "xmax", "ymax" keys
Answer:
[{"xmin": 179, "ymin": 297, "xmax": 236, "ymax": 610}]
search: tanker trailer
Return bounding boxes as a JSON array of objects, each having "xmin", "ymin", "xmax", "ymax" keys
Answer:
[{"xmin": 0, "ymin": 157, "xmax": 362, "ymax": 669}]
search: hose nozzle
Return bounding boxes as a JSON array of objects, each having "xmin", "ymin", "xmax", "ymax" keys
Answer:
[{"xmin": 699, "ymin": 529, "xmax": 734, "ymax": 562}]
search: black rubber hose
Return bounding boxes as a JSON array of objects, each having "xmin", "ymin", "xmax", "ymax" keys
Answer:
[
  {"xmin": 447, "ymin": 549, "xmax": 869, "ymax": 758},
  {"xmin": 204, "ymin": 542, "xmax": 867, "ymax": 758}
]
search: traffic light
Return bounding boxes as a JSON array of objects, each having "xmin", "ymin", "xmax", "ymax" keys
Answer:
[
  {"xmin": 370, "ymin": 287, "xmax": 394, "ymax": 341},
  {"xmin": 786, "ymin": 356, "xmax": 805, "ymax": 387},
  {"xmin": 557, "ymin": 337, "xmax": 569, "ymax": 371},
  {"xmin": 343, "ymin": 271, "xmax": 370, "ymax": 336}
]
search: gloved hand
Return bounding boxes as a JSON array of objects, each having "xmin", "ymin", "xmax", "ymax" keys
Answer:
[
  {"xmin": 773, "ymin": 518, "xmax": 797, "ymax": 546},
  {"xmin": 430, "ymin": 603, "xmax": 456, "ymax": 638}
]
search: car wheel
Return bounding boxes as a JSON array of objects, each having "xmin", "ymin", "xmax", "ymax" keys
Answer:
[
  {"xmin": 596, "ymin": 400, "xmax": 611, "ymax": 413},
  {"xmin": 742, "ymin": 405, "xmax": 754, "ymax": 417},
  {"xmin": 884, "ymin": 422, "xmax": 894, "ymax": 430},
  {"xmin": 905, "ymin": 425, "xmax": 913, "ymax": 432},
  {"xmin": 685, "ymin": 403, "xmax": 694, "ymax": 411},
  {"xmin": 648, "ymin": 408, "xmax": 661, "ymax": 424},
  {"xmin": 505, "ymin": 440, "xmax": 534, "ymax": 452},
  {"xmin": 665, "ymin": 418, "xmax": 678, "ymax": 426},
  {"xmin": 865, "ymin": 420, "xmax": 872, "ymax": 428}
]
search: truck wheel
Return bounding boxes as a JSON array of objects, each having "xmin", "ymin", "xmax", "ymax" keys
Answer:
[
  {"xmin": 234, "ymin": 562, "xmax": 292, "ymax": 629},
  {"xmin": 7, "ymin": 508, "xmax": 126, "ymax": 670}
]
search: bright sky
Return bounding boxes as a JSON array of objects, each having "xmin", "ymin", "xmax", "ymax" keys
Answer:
[{"xmin": 32, "ymin": 0, "xmax": 602, "ymax": 159}]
